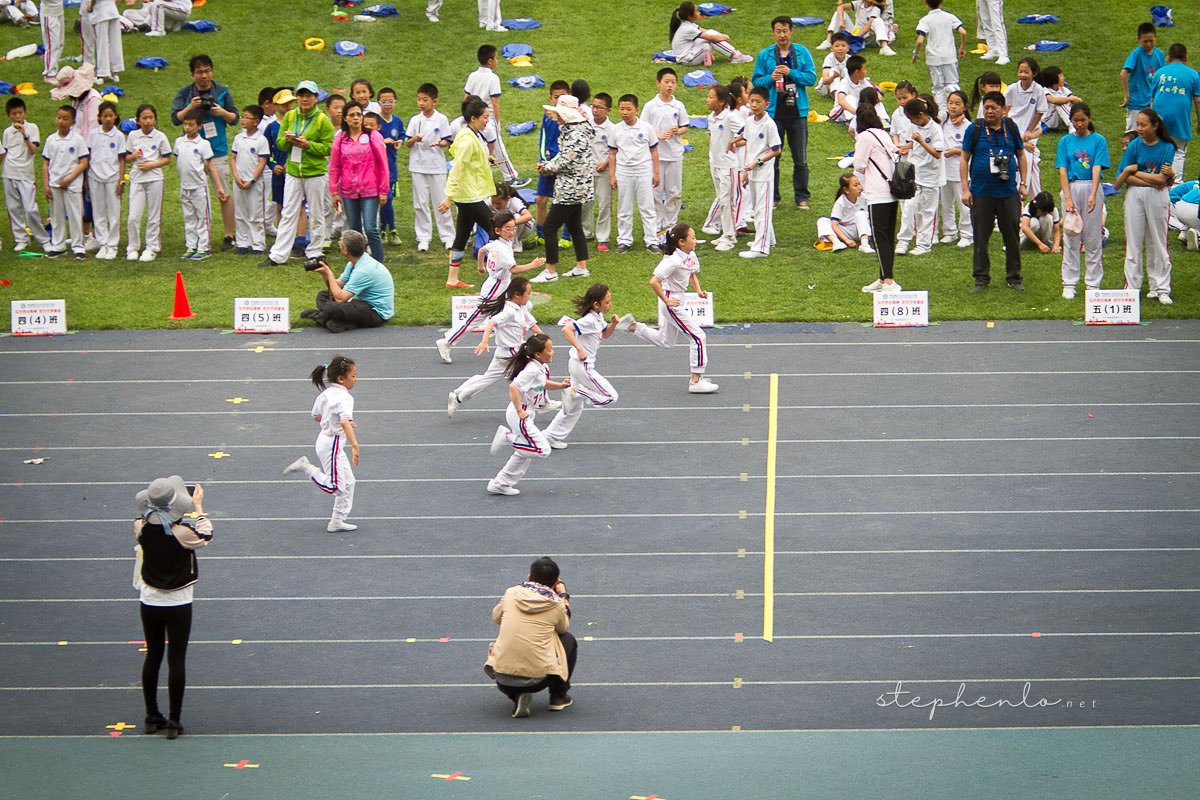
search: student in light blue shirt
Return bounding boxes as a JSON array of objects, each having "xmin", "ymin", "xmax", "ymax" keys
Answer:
[
  {"xmin": 1055, "ymin": 102, "xmax": 1110, "ymax": 297},
  {"xmin": 1151, "ymin": 44, "xmax": 1200, "ymax": 176},
  {"xmin": 1120, "ymin": 22, "xmax": 1166, "ymax": 132},
  {"xmin": 1114, "ymin": 108, "xmax": 1176, "ymax": 305}
]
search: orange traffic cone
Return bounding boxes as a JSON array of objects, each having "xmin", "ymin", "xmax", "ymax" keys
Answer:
[{"xmin": 169, "ymin": 271, "xmax": 194, "ymax": 319}]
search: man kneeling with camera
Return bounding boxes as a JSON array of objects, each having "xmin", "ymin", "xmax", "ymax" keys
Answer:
[{"xmin": 300, "ymin": 230, "xmax": 395, "ymax": 333}]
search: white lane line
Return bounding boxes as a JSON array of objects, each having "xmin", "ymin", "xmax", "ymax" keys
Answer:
[
  {"xmin": 5, "ymin": 369, "xmax": 1198, "ymax": 384},
  {"xmin": 4, "ymin": 547, "xmax": 1199, "ymax": 563},
  {"xmin": 3, "ymin": 588, "xmax": 1197, "ymax": 603},
  {"xmin": 2, "ymin": 676, "xmax": 1198, "ymax": 691},
  {"xmin": 4, "ymin": 471, "xmax": 1197, "ymax": 489}
]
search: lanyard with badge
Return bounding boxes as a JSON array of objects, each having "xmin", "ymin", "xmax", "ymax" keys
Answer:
[
  {"xmin": 290, "ymin": 112, "xmax": 316, "ymax": 163},
  {"xmin": 983, "ymin": 123, "xmax": 1011, "ymax": 177}
]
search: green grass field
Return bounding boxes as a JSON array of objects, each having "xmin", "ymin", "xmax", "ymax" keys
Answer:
[{"xmin": 0, "ymin": 0, "xmax": 1195, "ymax": 329}]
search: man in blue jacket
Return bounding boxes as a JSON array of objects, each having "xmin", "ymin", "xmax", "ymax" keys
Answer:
[{"xmin": 751, "ymin": 16, "xmax": 817, "ymax": 209}]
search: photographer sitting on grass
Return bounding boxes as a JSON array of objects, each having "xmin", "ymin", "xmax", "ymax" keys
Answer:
[{"xmin": 300, "ymin": 230, "xmax": 394, "ymax": 333}]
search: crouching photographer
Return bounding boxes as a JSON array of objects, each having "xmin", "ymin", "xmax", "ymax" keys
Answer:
[{"xmin": 299, "ymin": 230, "xmax": 395, "ymax": 333}]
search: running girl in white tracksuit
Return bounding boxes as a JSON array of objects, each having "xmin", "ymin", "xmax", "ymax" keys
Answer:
[
  {"xmin": 487, "ymin": 334, "xmax": 570, "ymax": 496},
  {"xmin": 1113, "ymin": 108, "xmax": 1177, "ymax": 305},
  {"xmin": 620, "ymin": 223, "xmax": 718, "ymax": 394},
  {"xmin": 436, "ymin": 210, "xmax": 545, "ymax": 364},
  {"xmin": 447, "ymin": 277, "xmax": 544, "ymax": 416},
  {"xmin": 283, "ymin": 355, "xmax": 361, "ymax": 532},
  {"xmin": 541, "ymin": 283, "xmax": 621, "ymax": 450}
]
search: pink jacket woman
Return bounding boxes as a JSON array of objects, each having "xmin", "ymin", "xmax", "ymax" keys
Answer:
[{"xmin": 328, "ymin": 129, "xmax": 389, "ymax": 199}]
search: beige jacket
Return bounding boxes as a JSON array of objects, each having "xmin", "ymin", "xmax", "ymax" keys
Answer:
[{"xmin": 484, "ymin": 584, "xmax": 570, "ymax": 680}]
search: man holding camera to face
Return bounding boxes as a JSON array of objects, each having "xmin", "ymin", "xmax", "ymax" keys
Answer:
[
  {"xmin": 299, "ymin": 230, "xmax": 394, "ymax": 333},
  {"xmin": 751, "ymin": 16, "xmax": 817, "ymax": 210},
  {"xmin": 170, "ymin": 54, "xmax": 238, "ymax": 250}
]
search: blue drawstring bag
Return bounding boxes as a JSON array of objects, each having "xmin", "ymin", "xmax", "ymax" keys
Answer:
[
  {"xmin": 1151, "ymin": 5, "xmax": 1173, "ymax": 26},
  {"xmin": 1017, "ymin": 14, "xmax": 1059, "ymax": 24},
  {"xmin": 1102, "ymin": 182, "xmax": 1118, "ymax": 197},
  {"xmin": 847, "ymin": 34, "xmax": 866, "ymax": 54},
  {"xmin": 316, "ymin": 88, "xmax": 330, "ymax": 103},
  {"xmin": 689, "ymin": 116, "xmax": 709, "ymax": 129},
  {"xmin": 0, "ymin": 81, "xmax": 14, "ymax": 95},
  {"xmin": 516, "ymin": 188, "xmax": 537, "ymax": 204},
  {"xmin": 35, "ymin": 44, "xmax": 44, "ymax": 55},
  {"xmin": 501, "ymin": 18, "xmax": 541, "ymax": 30},
  {"xmin": 101, "ymin": 85, "xmax": 124, "ymax": 97},
  {"xmin": 1029, "ymin": 40, "xmax": 1070, "ymax": 51},
  {"xmin": 363, "ymin": 4, "xmax": 400, "ymax": 16},
  {"xmin": 791, "ymin": 16, "xmax": 825, "ymax": 26},
  {"xmin": 698, "ymin": 2, "xmax": 732, "ymax": 15},
  {"xmin": 682, "ymin": 69, "xmax": 717, "ymax": 88},
  {"xmin": 501, "ymin": 43, "xmax": 533, "ymax": 59},
  {"xmin": 136, "ymin": 57, "xmax": 169, "ymax": 69},
  {"xmin": 334, "ymin": 40, "xmax": 366, "ymax": 57},
  {"xmin": 508, "ymin": 75, "xmax": 545, "ymax": 90},
  {"xmin": 120, "ymin": 117, "xmax": 139, "ymax": 134},
  {"xmin": 652, "ymin": 51, "xmax": 678, "ymax": 62},
  {"xmin": 506, "ymin": 121, "xmax": 536, "ymax": 136},
  {"xmin": 183, "ymin": 20, "xmax": 222, "ymax": 33}
]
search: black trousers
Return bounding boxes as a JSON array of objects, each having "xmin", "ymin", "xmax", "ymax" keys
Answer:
[
  {"xmin": 543, "ymin": 202, "xmax": 588, "ymax": 265},
  {"xmin": 772, "ymin": 113, "xmax": 810, "ymax": 203},
  {"xmin": 452, "ymin": 200, "xmax": 493, "ymax": 255},
  {"xmin": 868, "ymin": 201, "xmax": 899, "ymax": 280},
  {"xmin": 315, "ymin": 290, "xmax": 385, "ymax": 333},
  {"xmin": 140, "ymin": 602, "xmax": 192, "ymax": 721},
  {"xmin": 494, "ymin": 631, "xmax": 578, "ymax": 701},
  {"xmin": 970, "ymin": 193, "xmax": 1023, "ymax": 285}
]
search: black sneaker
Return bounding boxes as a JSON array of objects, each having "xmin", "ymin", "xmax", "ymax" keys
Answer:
[
  {"xmin": 970, "ymin": 282, "xmax": 987, "ymax": 293},
  {"xmin": 73, "ymin": 251, "xmax": 86, "ymax": 260},
  {"xmin": 221, "ymin": 236, "xmax": 235, "ymax": 252},
  {"xmin": 299, "ymin": 308, "xmax": 320, "ymax": 320},
  {"xmin": 1007, "ymin": 282, "xmax": 1025, "ymax": 292},
  {"xmin": 508, "ymin": 177, "xmax": 532, "ymax": 189},
  {"xmin": 617, "ymin": 244, "xmax": 632, "ymax": 253},
  {"xmin": 646, "ymin": 243, "xmax": 662, "ymax": 254},
  {"xmin": 44, "ymin": 250, "xmax": 66, "ymax": 258},
  {"xmin": 235, "ymin": 247, "xmax": 249, "ymax": 256},
  {"xmin": 249, "ymin": 249, "xmax": 264, "ymax": 255},
  {"xmin": 547, "ymin": 693, "xmax": 573, "ymax": 711},
  {"xmin": 258, "ymin": 257, "xmax": 283, "ymax": 267}
]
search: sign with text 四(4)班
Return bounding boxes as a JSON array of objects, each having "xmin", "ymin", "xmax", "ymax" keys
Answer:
[
  {"xmin": 450, "ymin": 295, "xmax": 487, "ymax": 333},
  {"xmin": 11, "ymin": 299, "xmax": 67, "ymax": 336},
  {"xmin": 1084, "ymin": 289, "xmax": 1140, "ymax": 325},
  {"xmin": 234, "ymin": 297, "xmax": 291, "ymax": 334},
  {"xmin": 873, "ymin": 290, "xmax": 929, "ymax": 328}
]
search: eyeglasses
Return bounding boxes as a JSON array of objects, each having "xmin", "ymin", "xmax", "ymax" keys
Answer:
[
  {"xmin": 380, "ymin": 99, "xmax": 396, "ymax": 105},
  {"xmin": 192, "ymin": 68, "xmax": 213, "ymax": 76}
]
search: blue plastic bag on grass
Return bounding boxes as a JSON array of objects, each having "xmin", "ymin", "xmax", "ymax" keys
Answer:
[
  {"xmin": 517, "ymin": 188, "xmax": 537, "ymax": 204},
  {"xmin": 1017, "ymin": 14, "xmax": 1059, "ymax": 24},
  {"xmin": 508, "ymin": 75, "xmax": 545, "ymax": 90},
  {"xmin": 183, "ymin": 20, "xmax": 221, "ymax": 33},
  {"xmin": 334, "ymin": 40, "xmax": 366, "ymax": 57},
  {"xmin": 120, "ymin": 117, "xmax": 138, "ymax": 134},
  {"xmin": 652, "ymin": 51, "xmax": 678, "ymax": 62},
  {"xmin": 363, "ymin": 4, "xmax": 400, "ymax": 16},
  {"xmin": 847, "ymin": 34, "xmax": 865, "ymax": 54},
  {"xmin": 1027, "ymin": 40, "xmax": 1070, "ymax": 51},
  {"xmin": 689, "ymin": 116, "xmax": 709, "ymax": 129},
  {"xmin": 101, "ymin": 85, "xmax": 124, "ymax": 97},
  {"xmin": 698, "ymin": 2, "xmax": 732, "ymax": 15},
  {"xmin": 501, "ymin": 18, "xmax": 541, "ymax": 30},
  {"xmin": 0, "ymin": 82, "xmax": 14, "ymax": 95},
  {"xmin": 501, "ymin": 43, "xmax": 533, "ymax": 59},
  {"xmin": 136, "ymin": 57, "xmax": 169, "ymax": 69},
  {"xmin": 791, "ymin": 16, "xmax": 824, "ymax": 26},
  {"xmin": 506, "ymin": 121, "xmax": 536, "ymax": 136},
  {"xmin": 682, "ymin": 69, "xmax": 717, "ymax": 88},
  {"xmin": 1151, "ymin": 5, "xmax": 1174, "ymax": 26}
]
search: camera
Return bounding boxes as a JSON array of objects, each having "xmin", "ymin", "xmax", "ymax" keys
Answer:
[
  {"xmin": 303, "ymin": 257, "xmax": 328, "ymax": 271},
  {"xmin": 784, "ymin": 84, "xmax": 798, "ymax": 109},
  {"xmin": 994, "ymin": 153, "xmax": 1010, "ymax": 183},
  {"xmin": 196, "ymin": 92, "xmax": 215, "ymax": 111}
]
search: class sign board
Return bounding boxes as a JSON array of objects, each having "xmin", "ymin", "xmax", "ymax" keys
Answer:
[
  {"xmin": 234, "ymin": 297, "xmax": 290, "ymax": 334},
  {"xmin": 679, "ymin": 291, "xmax": 715, "ymax": 328},
  {"xmin": 451, "ymin": 295, "xmax": 487, "ymax": 333},
  {"xmin": 873, "ymin": 290, "xmax": 929, "ymax": 328},
  {"xmin": 1084, "ymin": 289, "xmax": 1139, "ymax": 325},
  {"xmin": 11, "ymin": 299, "xmax": 67, "ymax": 336}
]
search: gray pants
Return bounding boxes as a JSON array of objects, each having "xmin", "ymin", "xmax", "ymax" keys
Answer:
[{"xmin": 1061, "ymin": 182, "xmax": 1105, "ymax": 289}]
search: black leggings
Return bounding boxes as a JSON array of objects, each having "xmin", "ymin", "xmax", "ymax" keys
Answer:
[
  {"xmin": 452, "ymin": 200, "xmax": 493, "ymax": 256},
  {"xmin": 543, "ymin": 202, "xmax": 588, "ymax": 266},
  {"xmin": 868, "ymin": 201, "xmax": 899, "ymax": 280},
  {"xmin": 140, "ymin": 602, "xmax": 192, "ymax": 721}
]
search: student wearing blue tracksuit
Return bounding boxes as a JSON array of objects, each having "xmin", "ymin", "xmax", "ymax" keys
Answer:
[
  {"xmin": 376, "ymin": 87, "xmax": 406, "ymax": 245},
  {"xmin": 532, "ymin": 81, "xmax": 569, "ymax": 248},
  {"xmin": 264, "ymin": 88, "xmax": 295, "ymax": 235}
]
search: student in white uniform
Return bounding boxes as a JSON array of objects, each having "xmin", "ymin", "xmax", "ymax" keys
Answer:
[
  {"xmin": 448, "ymin": 277, "xmax": 544, "ymax": 416},
  {"xmin": 701, "ymin": 85, "xmax": 744, "ymax": 252},
  {"xmin": 40, "ymin": 0, "xmax": 64, "ymax": 81},
  {"xmin": 78, "ymin": 0, "xmax": 95, "ymax": 69},
  {"xmin": 0, "ymin": 0, "xmax": 38, "ymax": 28},
  {"xmin": 889, "ymin": 82, "xmax": 918, "ymax": 254},
  {"xmin": 85, "ymin": 100, "xmax": 127, "ymax": 259},
  {"xmin": 620, "ymin": 223, "xmax": 718, "ymax": 394},
  {"xmin": 644, "ymin": 68, "xmax": 690, "ymax": 232},
  {"xmin": 608, "ymin": 94, "xmax": 661, "ymax": 253},
  {"xmin": 668, "ymin": 1, "xmax": 753, "ymax": 65},
  {"xmin": 173, "ymin": 110, "xmax": 227, "ymax": 259},
  {"xmin": 903, "ymin": 98, "xmax": 946, "ymax": 255},
  {"xmin": 2, "ymin": 97, "xmax": 50, "ymax": 251},
  {"xmin": 829, "ymin": 56, "xmax": 878, "ymax": 125},
  {"xmin": 975, "ymin": 0, "xmax": 1009, "ymax": 66},
  {"xmin": 230, "ymin": 105, "xmax": 271, "ymax": 255},
  {"xmin": 1005, "ymin": 57, "xmax": 1049, "ymax": 197},
  {"xmin": 541, "ymin": 284, "xmax": 621, "ymax": 450},
  {"xmin": 126, "ymin": 0, "xmax": 192, "ymax": 36},
  {"xmin": 487, "ymin": 334, "xmax": 572, "ymax": 496},
  {"xmin": 913, "ymin": 0, "xmax": 965, "ymax": 109},
  {"xmin": 817, "ymin": 173, "xmax": 873, "ymax": 251},
  {"xmin": 1039, "ymin": 67, "xmax": 1082, "ymax": 132},
  {"xmin": 88, "ymin": 0, "xmax": 124, "ymax": 82},
  {"xmin": 489, "ymin": 183, "xmax": 533, "ymax": 250},
  {"xmin": 465, "ymin": 44, "xmax": 525, "ymax": 187},
  {"xmin": 283, "ymin": 356, "xmax": 362, "ymax": 533},
  {"xmin": 42, "ymin": 105, "xmax": 89, "ymax": 258},
  {"xmin": 816, "ymin": 34, "xmax": 852, "ymax": 99},
  {"xmin": 582, "ymin": 93, "xmax": 615, "ymax": 249},
  {"xmin": 939, "ymin": 90, "xmax": 972, "ymax": 247},
  {"xmin": 407, "ymin": 82, "xmax": 455, "ymax": 251},
  {"xmin": 125, "ymin": 103, "xmax": 170, "ymax": 261},
  {"xmin": 739, "ymin": 87, "xmax": 781, "ymax": 258},
  {"xmin": 1018, "ymin": 192, "xmax": 1062, "ymax": 253}
]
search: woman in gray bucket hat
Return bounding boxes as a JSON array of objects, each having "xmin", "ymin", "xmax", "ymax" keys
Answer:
[{"xmin": 133, "ymin": 475, "xmax": 213, "ymax": 739}]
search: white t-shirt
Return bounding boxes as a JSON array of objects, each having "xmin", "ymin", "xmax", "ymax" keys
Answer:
[
  {"xmin": 1005, "ymin": 81, "xmax": 1049, "ymax": 136},
  {"xmin": 126, "ymin": 128, "xmax": 170, "ymax": 185},
  {"xmin": 907, "ymin": 118, "xmax": 947, "ymax": 187},
  {"xmin": 707, "ymin": 108, "xmax": 745, "ymax": 168},
  {"xmin": 915, "ymin": 9, "xmax": 964, "ymax": 67},
  {"xmin": 492, "ymin": 300, "xmax": 537, "ymax": 350},
  {"xmin": 484, "ymin": 237, "xmax": 517, "ymax": 285},
  {"xmin": 2, "ymin": 123, "xmax": 40, "ymax": 182},
  {"xmin": 608, "ymin": 118, "xmax": 658, "ymax": 175},
  {"xmin": 512, "ymin": 360, "xmax": 550, "ymax": 409},
  {"xmin": 834, "ymin": 75, "xmax": 877, "ymax": 120},
  {"xmin": 465, "ymin": 67, "xmax": 502, "ymax": 101},
  {"xmin": 91, "ymin": 0, "xmax": 119, "ymax": 23},
  {"xmin": 230, "ymin": 131, "xmax": 269, "ymax": 181},
  {"xmin": 406, "ymin": 110, "xmax": 451, "ymax": 174},
  {"xmin": 42, "ymin": 130, "xmax": 89, "ymax": 192},
  {"xmin": 742, "ymin": 113, "xmax": 782, "ymax": 183},
  {"xmin": 822, "ymin": 52, "xmax": 850, "ymax": 87},
  {"xmin": 830, "ymin": 193, "xmax": 867, "ymax": 226},
  {"xmin": 653, "ymin": 248, "xmax": 700, "ymax": 294},
  {"xmin": 173, "ymin": 133, "xmax": 213, "ymax": 190},
  {"xmin": 567, "ymin": 310, "xmax": 607, "ymax": 363},
  {"xmin": 643, "ymin": 94, "xmax": 689, "ymax": 162},
  {"xmin": 84, "ymin": 126, "xmax": 127, "ymax": 183},
  {"xmin": 591, "ymin": 117, "xmax": 614, "ymax": 166},
  {"xmin": 312, "ymin": 383, "xmax": 354, "ymax": 438},
  {"xmin": 254, "ymin": 113, "xmax": 276, "ymax": 139},
  {"xmin": 670, "ymin": 19, "xmax": 705, "ymax": 62},
  {"xmin": 941, "ymin": 116, "xmax": 970, "ymax": 181},
  {"xmin": 890, "ymin": 107, "xmax": 914, "ymax": 156}
]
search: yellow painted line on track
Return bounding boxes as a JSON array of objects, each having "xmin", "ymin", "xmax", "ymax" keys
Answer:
[{"xmin": 763, "ymin": 373, "xmax": 779, "ymax": 643}]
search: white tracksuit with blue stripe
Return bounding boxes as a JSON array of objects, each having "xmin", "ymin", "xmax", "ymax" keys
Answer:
[{"xmin": 302, "ymin": 383, "xmax": 355, "ymax": 521}]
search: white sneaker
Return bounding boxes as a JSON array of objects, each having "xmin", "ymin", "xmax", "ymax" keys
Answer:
[
  {"xmin": 487, "ymin": 480, "xmax": 520, "ymax": 496},
  {"xmin": 426, "ymin": 13, "xmax": 439, "ymax": 22},
  {"xmin": 859, "ymin": 242, "xmax": 875, "ymax": 254},
  {"xmin": 126, "ymin": 248, "xmax": 139, "ymax": 261},
  {"xmin": 447, "ymin": 391, "xmax": 460, "ymax": 418},
  {"xmin": 995, "ymin": 56, "xmax": 1011, "ymax": 66},
  {"xmin": 417, "ymin": 242, "xmax": 429, "ymax": 252},
  {"xmin": 1147, "ymin": 289, "xmax": 1159, "ymax": 299},
  {"xmin": 1159, "ymin": 293, "xmax": 1173, "ymax": 305},
  {"xmin": 435, "ymin": 338, "xmax": 452, "ymax": 364},
  {"xmin": 831, "ymin": 239, "xmax": 848, "ymax": 252},
  {"xmin": 908, "ymin": 247, "xmax": 931, "ymax": 256},
  {"xmin": 981, "ymin": 50, "xmax": 998, "ymax": 60},
  {"xmin": 562, "ymin": 266, "xmax": 590, "ymax": 278},
  {"xmin": 490, "ymin": 425, "xmax": 510, "ymax": 455},
  {"xmin": 730, "ymin": 53, "xmax": 754, "ymax": 64},
  {"xmin": 536, "ymin": 399, "xmax": 562, "ymax": 413},
  {"xmin": 1187, "ymin": 229, "xmax": 1198, "ymax": 252},
  {"xmin": 83, "ymin": 234, "xmax": 100, "ymax": 252},
  {"xmin": 1062, "ymin": 286, "xmax": 1077, "ymax": 300},
  {"xmin": 816, "ymin": 39, "xmax": 832, "ymax": 50},
  {"xmin": 561, "ymin": 387, "xmax": 582, "ymax": 415},
  {"xmin": 957, "ymin": 238, "xmax": 973, "ymax": 248},
  {"xmin": 940, "ymin": 234, "xmax": 958, "ymax": 244},
  {"xmin": 617, "ymin": 312, "xmax": 638, "ymax": 330},
  {"xmin": 688, "ymin": 378, "xmax": 719, "ymax": 394},
  {"xmin": 862, "ymin": 279, "xmax": 883, "ymax": 293},
  {"xmin": 879, "ymin": 44, "xmax": 897, "ymax": 57},
  {"xmin": 283, "ymin": 455, "xmax": 312, "ymax": 475},
  {"xmin": 701, "ymin": 225, "xmax": 721, "ymax": 236},
  {"xmin": 529, "ymin": 269, "xmax": 559, "ymax": 283},
  {"xmin": 713, "ymin": 238, "xmax": 736, "ymax": 252},
  {"xmin": 139, "ymin": 249, "xmax": 157, "ymax": 262},
  {"xmin": 894, "ymin": 241, "xmax": 910, "ymax": 255},
  {"xmin": 880, "ymin": 281, "xmax": 903, "ymax": 292},
  {"xmin": 145, "ymin": 30, "xmax": 166, "ymax": 37},
  {"xmin": 547, "ymin": 437, "xmax": 568, "ymax": 450},
  {"xmin": 739, "ymin": 249, "xmax": 768, "ymax": 259},
  {"xmin": 327, "ymin": 519, "xmax": 358, "ymax": 532}
]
